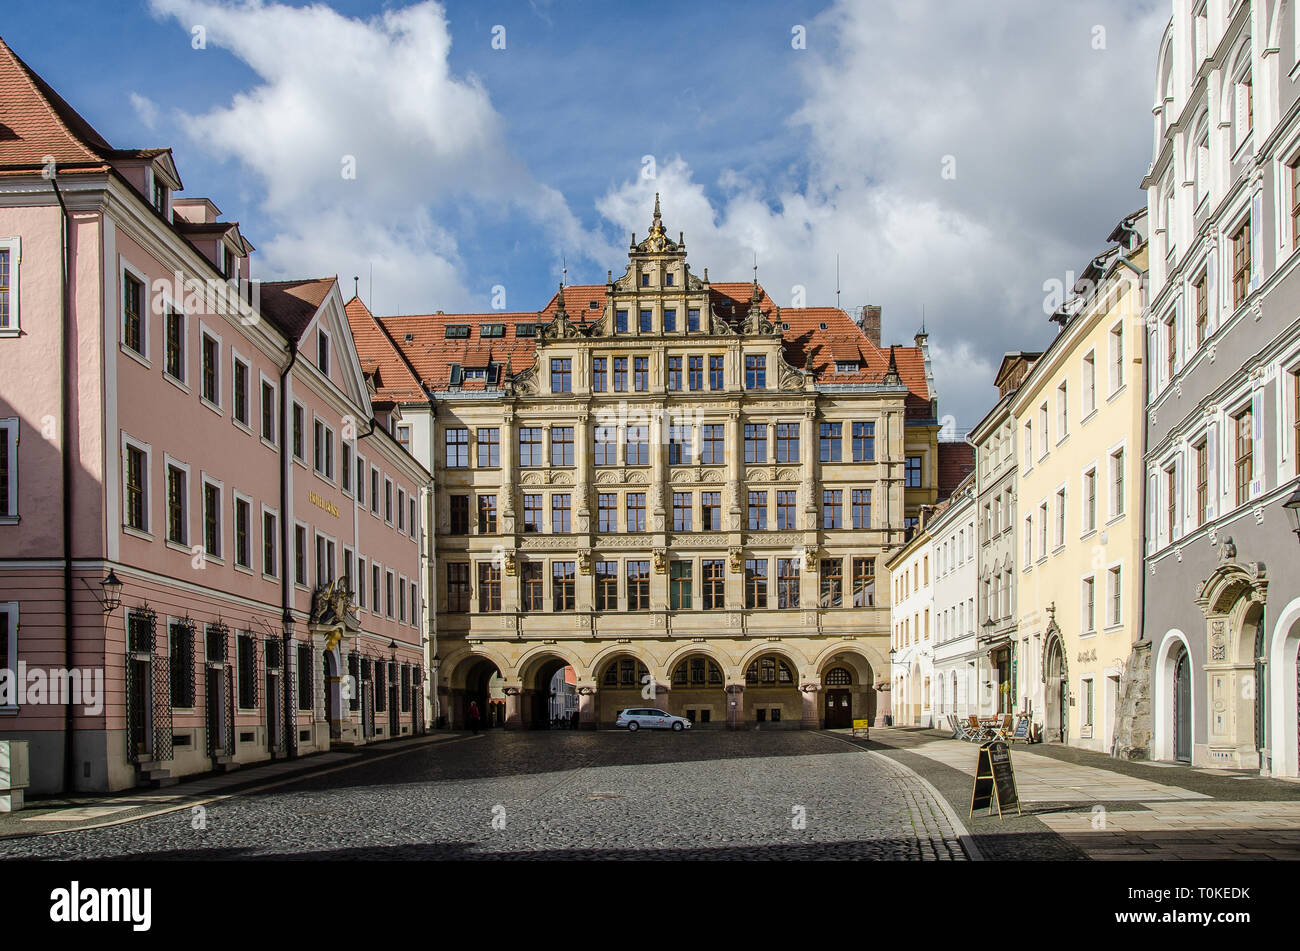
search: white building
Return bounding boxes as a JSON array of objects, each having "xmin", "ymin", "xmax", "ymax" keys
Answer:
[
  {"xmin": 887, "ymin": 526, "xmax": 935, "ymax": 727},
  {"xmin": 931, "ymin": 473, "xmax": 979, "ymax": 723}
]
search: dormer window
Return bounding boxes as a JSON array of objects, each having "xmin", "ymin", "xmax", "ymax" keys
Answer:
[
  {"xmin": 481, "ymin": 324, "xmax": 505, "ymax": 338},
  {"xmin": 516, "ymin": 323, "xmax": 536, "ymax": 338},
  {"xmin": 317, "ymin": 329, "xmax": 330, "ymax": 376},
  {"xmin": 445, "ymin": 325, "xmax": 470, "ymax": 339},
  {"xmin": 463, "ymin": 367, "xmax": 488, "ymax": 380},
  {"xmin": 836, "ymin": 361, "xmax": 859, "ymax": 373},
  {"xmin": 152, "ymin": 178, "xmax": 167, "ymax": 215}
]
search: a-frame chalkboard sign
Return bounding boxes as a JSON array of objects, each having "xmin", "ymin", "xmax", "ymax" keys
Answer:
[{"xmin": 969, "ymin": 739, "xmax": 1022, "ymax": 819}]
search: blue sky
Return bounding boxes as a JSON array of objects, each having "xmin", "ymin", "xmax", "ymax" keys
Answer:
[{"xmin": 2, "ymin": 0, "xmax": 1168, "ymax": 429}]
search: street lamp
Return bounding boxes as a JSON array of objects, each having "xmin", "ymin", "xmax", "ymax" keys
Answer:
[
  {"xmin": 282, "ymin": 610, "xmax": 295, "ymax": 638},
  {"xmin": 99, "ymin": 570, "xmax": 123, "ymax": 614},
  {"xmin": 1284, "ymin": 485, "xmax": 1300, "ymax": 541}
]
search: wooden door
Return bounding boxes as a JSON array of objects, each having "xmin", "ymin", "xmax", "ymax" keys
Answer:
[{"xmin": 824, "ymin": 689, "xmax": 851, "ymax": 728}]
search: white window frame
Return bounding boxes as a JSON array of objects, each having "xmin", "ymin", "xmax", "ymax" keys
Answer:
[
  {"xmin": 342, "ymin": 441, "xmax": 354, "ymax": 498},
  {"xmin": 384, "ymin": 476, "xmax": 394, "ymax": 525},
  {"xmin": 0, "ymin": 602, "xmax": 18, "ymax": 711},
  {"xmin": 259, "ymin": 372, "xmax": 278, "ymax": 450},
  {"xmin": 1081, "ymin": 574, "xmax": 1097, "ymax": 635},
  {"xmin": 370, "ymin": 465, "xmax": 381, "ymax": 517},
  {"xmin": 231, "ymin": 347, "xmax": 252, "ymax": 431},
  {"xmin": 198, "ymin": 321, "xmax": 223, "ymax": 413},
  {"xmin": 161, "ymin": 294, "xmax": 187, "ymax": 389},
  {"xmin": 1081, "ymin": 350, "xmax": 1096, "ymax": 420},
  {"xmin": 1081, "ymin": 462, "xmax": 1098, "ymax": 536},
  {"xmin": 120, "ymin": 259, "xmax": 151, "ymax": 364},
  {"xmin": 1105, "ymin": 560, "xmax": 1124, "ymax": 630},
  {"xmin": 317, "ymin": 327, "xmax": 331, "ymax": 377},
  {"xmin": 232, "ymin": 489, "xmax": 254, "ymax": 572},
  {"xmin": 294, "ymin": 520, "xmax": 309, "ymax": 588},
  {"xmin": 0, "ymin": 418, "xmax": 19, "ymax": 524},
  {"xmin": 386, "ymin": 568, "xmax": 396, "ymax": 618},
  {"xmin": 1056, "ymin": 381, "xmax": 1069, "ymax": 444},
  {"xmin": 200, "ymin": 473, "xmax": 224, "ymax": 562},
  {"xmin": 314, "ymin": 531, "xmax": 337, "ymax": 587},
  {"xmin": 398, "ymin": 573, "xmax": 408, "ymax": 623},
  {"xmin": 1107, "ymin": 438, "xmax": 1128, "ymax": 522},
  {"xmin": 0, "ymin": 236, "xmax": 21, "ymax": 336},
  {"xmin": 163, "ymin": 454, "xmax": 191, "ymax": 550},
  {"xmin": 292, "ymin": 401, "xmax": 306, "ymax": 463},
  {"xmin": 397, "ymin": 487, "xmax": 406, "ymax": 532},
  {"xmin": 261, "ymin": 504, "xmax": 279, "ymax": 580},
  {"xmin": 1107, "ymin": 321, "xmax": 1124, "ymax": 398}
]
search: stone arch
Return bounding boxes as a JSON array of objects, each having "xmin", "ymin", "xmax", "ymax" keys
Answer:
[
  {"xmin": 662, "ymin": 647, "xmax": 731, "ymax": 728},
  {"xmin": 1268, "ymin": 596, "xmax": 1300, "ymax": 777},
  {"xmin": 661, "ymin": 641, "xmax": 730, "ymax": 679},
  {"xmin": 1196, "ymin": 557, "xmax": 1267, "ymax": 768},
  {"xmin": 1041, "ymin": 621, "xmax": 1069, "ymax": 743},
  {"xmin": 1153, "ymin": 628, "xmax": 1195, "ymax": 763},
  {"xmin": 442, "ymin": 645, "xmax": 510, "ymax": 730},
  {"xmin": 813, "ymin": 645, "xmax": 879, "ymax": 728},
  {"xmin": 593, "ymin": 649, "xmax": 654, "ymax": 726},
  {"xmin": 737, "ymin": 641, "xmax": 806, "ymax": 677}
]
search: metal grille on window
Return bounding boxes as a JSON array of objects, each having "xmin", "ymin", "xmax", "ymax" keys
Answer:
[
  {"xmin": 151, "ymin": 654, "xmax": 173, "ymax": 763},
  {"xmin": 412, "ymin": 668, "xmax": 423, "ymax": 733},
  {"xmin": 124, "ymin": 608, "xmax": 157, "ymax": 764},
  {"xmin": 401, "ymin": 664, "xmax": 411, "ymax": 713},
  {"xmin": 375, "ymin": 661, "xmax": 387, "ymax": 713},
  {"xmin": 170, "ymin": 618, "xmax": 196, "ymax": 708},
  {"xmin": 265, "ymin": 638, "xmax": 284, "ymax": 754},
  {"xmin": 348, "ymin": 653, "xmax": 360, "ymax": 711},
  {"xmin": 224, "ymin": 625, "xmax": 236, "ymax": 756}
]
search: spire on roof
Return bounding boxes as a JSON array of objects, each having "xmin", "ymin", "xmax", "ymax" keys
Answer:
[
  {"xmin": 553, "ymin": 283, "xmax": 567, "ymax": 319},
  {"xmin": 882, "ymin": 345, "xmax": 903, "ymax": 386},
  {"xmin": 652, "ymin": 192, "xmax": 662, "ymax": 227}
]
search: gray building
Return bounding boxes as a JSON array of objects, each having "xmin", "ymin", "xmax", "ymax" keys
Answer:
[
  {"xmin": 1141, "ymin": 0, "xmax": 1300, "ymax": 777},
  {"xmin": 968, "ymin": 353, "xmax": 1040, "ymax": 718}
]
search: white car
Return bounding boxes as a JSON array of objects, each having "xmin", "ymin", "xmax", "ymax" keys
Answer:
[{"xmin": 616, "ymin": 708, "xmax": 692, "ymax": 732}]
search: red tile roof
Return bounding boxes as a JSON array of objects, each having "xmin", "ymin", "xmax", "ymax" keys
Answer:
[
  {"xmin": 937, "ymin": 441, "xmax": 975, "ymax": 501},
  {"xmin": 344, "ymin": 296, "xmax": 431, "ymax": 403},
  {"xmin": 259, "ymin": 277, "xmax": 336, "ymax": 344},
  {"xmin": 0, "ymin": 35, "xmax": 112, "ymax": 173}
]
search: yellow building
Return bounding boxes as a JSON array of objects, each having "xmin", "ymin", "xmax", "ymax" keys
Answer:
[
  {"xmin": 1011, "ymin": 211, "xmax": 1147, "ymax": 752},
  {"xmin": 351, "ymin": 198, "xmax": 945, "ymax": 729}
]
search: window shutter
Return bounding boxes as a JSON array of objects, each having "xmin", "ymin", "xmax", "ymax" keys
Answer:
[
  {"xmin": 1250, "ymin": 192, "xmax": 1262, "ymax": 291},
  {"xmin": 1206, "ymin": 422, "xmax": 1217, "ymax": 518},
  {"xmin": 1251, "ymin": 388, "xmax": 1263, "ymax": 498}
]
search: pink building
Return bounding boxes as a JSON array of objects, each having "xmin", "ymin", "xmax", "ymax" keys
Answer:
[{"xmin": 0, "ymin": 37, "xmax": 430, "ymax": 794}]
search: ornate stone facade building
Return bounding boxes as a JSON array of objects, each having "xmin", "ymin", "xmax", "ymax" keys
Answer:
[{"xmin": 350, "ymin": 198, "xmax": 945, "ymax": 729}]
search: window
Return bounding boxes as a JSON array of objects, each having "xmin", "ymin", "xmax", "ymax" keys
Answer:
[
  {"xmin": 777, "ymin": 558, "xmax": 800, "ymax": 608},
  {"xmin": 688, "ymin": 309, "xmax": 701, "ymax": 332},
  {"xmin": 295, "ymin": 525, "xmax": 307, "ymax": 585},
  {"xmin": 120, "ymin": 441, "xmax": 147, "ymax": 532},
  {"xmin": 0, "ymin": 240, "xmax": 17, "ymax": 332},
  {"xmin": 819, "ymin": 558, "xmax": 843, "ymax": 608},
  {"xmin": 551, "ymin": 427, "xmax": 574, "ymax": 466},
  {"xmin": 852, "ymin": 489, "xmax": 871, "ymax": 529},
  {"xmin": 709, "ymin": 355, "xmax": 724, "ymax": 390},
  {"xmin": 384, "ymin": 478, "xmax": 392, "ymax": 522},
  {"xmin": 664, "ymin": 308, "xmax": 676, "ymax": 330},
  {"xmin": 593, "ymin": 357, "xmax": 607, "ymax": 392},
  {"xmin": 821, "ymin": 489, "xmax": 843, "ymax": 530},
  {"xmin": 1165, "ymin": 315, "xmax": 1178, "ymax": 382},
  {"xmin": 165, "ymin": 464, "xmax": 187, "ymax": 545},
  {"xmin": 1054, "ymin": 489, "xmax": 1066, "ymax": 548},
  {"xmin": 478, "ymin": 563, "xmax": 501, "ymax": 613},
  {"xmin": 234, "ymin": 496, "xmax": 250, "ymax": 568},
  {"xmin": 444, "ymin": 428, "xmax": 469, "ymax": 468},
  {"xmin": 522, "ymin": 563, "xmax": 544, "ymax": 611},
  {"xmin": 237, "ymin": 633, "xmax": 257, "ymax": 709},
  {"xmin": 1107, "ymin": 566, "xmax": 1122, "ymax": 627},
  {"xmin": 1194, "ymin": 439, "xmax": 1209, "ymax": 526},
  {"xmin": 550, "ymin": 358, "xmax": 572, "ymax": 393},
  {"xmin": 598, "ymin": 493, "xmax": 617, "ymax": 533},
  {"xmin": 667, "ymin": 356, "xmax": 682, "ymax": 391},
  {"xmin": 615, "ymin": 310, "xmax": 628, "ymax": 333},
  {"xmin": 669, "ymin": 425, "xmax": 693, "ymax": 465},
  {"xmin": 627, "ymin": 560, "xmax": 650, "ymax": 609},
  {"xmin": 165, "ymin": 310, "xmax": 185, "ymax": 381},
  {"xmin": 1165, "ymin": 466, "xmax": 1178, "ymax": 542},
  {"xmin": 701, "ymin": 424, "xmax": 724, "ymax": 465},
  {"xmin": 292, "ymin": 403, "xmax": 305, "ymax": 460},
  {"xmin": 445, "ymin": 324, "xmax": 470, "ymax": 339},
  {"xmin": 594, "ymin": 426, "xmax": 618, "ymax": 467},
  {"xmin": 552, "ymin": 562, "xmax": 576, "ymax": 611},
  {"xmin": 1109, "ymin": 448, "xmax": 1125, "ymax": 517},
  {"xmin": 745, "ymin": 559, "xmax": 768, "ymax": 608},
  {"xmin": 1038, "ymin": 403, "xmax": 1049, "ymax": 456},
  {"xmin": 397, "ymin": 425, "xmax": 411, "ymax": 454},
  {"xmin": 748, "ymin": 491, "xmax": 767, "ymax": 530},
  {"xmin": 1082, "ymin": 576, "xmax": 1096, "ymax": 632},
  {"xmin": 1082, "ymin": 352, "xmax": 1096, "ymax": 416},
  {"xmin": 688, "ymin": 356, "xmax": 703, "ymax": 390},
  {"xmin": 1023, "ymin": 422, "xmax": 1033, "ymax": 468},
  {"xmin": 613, "ymin": 357, "xmax": 628, "ymax": 392},
  {"xmin": 745, "ymin": 355, "xmax": 766, "ymax": 389},
  {"xmin": 670, "ymin": 561, "xmax": 692, "ymax": 610},
  {"xmin": 852, "ymin": 422, "xmax": 875, "ymax": 462},
  {"xmin": 260, "ymin": 380, "xmax": 276, "ymax": 443},
  {"xmin": 314, "ymin": 534, "xmax": 335, "ymax": 586},
  {"xmin": 201, "ymin": 332, "xmax": 219, "ymax": 405},
  {"xmin": 476, "ymin": 428, "xmax": 500, "ymax": 467},
  {"xmin": 551, "ymin": 494, "xmax": 571, "ymax": 533},
  {"xmin": 701, "ymin": 491, "xmax": 721, "ymax": 531},
  {"xmin": 702, "ymin": 560, "xmax": 725, "ymax": 609},
  {"xmin": 449, "ymin": 495, "xmax": 469, "ymax": 535},
  {"xmin": 595, "ymin": 561, "xmax": 618, "ymax": 611},
  {"xmin": 819, "ymin": 423, "xmax": 842, "ymax": 462},
  {"xmin": 1023, "ymin": 515, "xmax": 1033, "ymax": 563},
  {"xmin": 776, "ymin": 423, "xmax": 800, "ymax": 463},
  {"xmin": 634, "ymin": 356, "xmax": 649, "ymax": 391},
  {"xmin": 123, "ymin": 272, "xmax": 144, "ymax": 356},
  {"xmin": 446, "ymin": 563, "xmax": 469, "ymax": 613},
  {"xmin": 744, "ymin": 423, "xmax": 767, "ymax": 463},
  {"xmin": 626, "ymin": 492, "xmax": 646, "ymax": 532},
  {"xmin": 673, "ymin": 492, "xmax": 692, "ymax": 531},
  {"xmin": 262, "ymin": 510, "xmax": 277, "ymax": 576},
  {"xmin": 1083, "ymin": 468, "xmax": 1097, "ymax": 533},
  {"xmin": 852, "ymin": 558, "xmax": 875, "ymax": 607},
  {"xmin": 1057, "ymin": 382, "xmax": 1068, "ymax": 438},
  {"xmin": 1038, "ymin": 501, "xmax": 1048, "ymax": 557},
  {"xmin": 904, "ymin": 456, "xmax": 922, "ymax": 488},
  {"xmin": 626, "ymin": 425, "xmax": 649, "ymax": 465},
  {"xmin": 1108, "ymin": 324, "xmax": 1124, "ymax": 394},
  {"xmin": 478, "ymin": 494, "xmax": 497, "ymax": 534},
  {"xmin": 1232, "ymin": 220, "xmax": 1250, "ymax": 308},
  {"xmin": 356, "ymin": 556, "xmax": 366, "ymax": 608},
  {"xmin": 1234, "ymin": 407, "xmax": 1253, "ymax": 505},
  {"xmin": 523, "ymin": 494, "xmax": 542, "ymax": 533},
  {"xmin": 317, "ymin": 329, "xmax": 330, "ymax": 376},
  {"xmin": 169, "ymin": 621, "xmax": 195, "ymax": 708},
  {"xmin": 776, "ymin": 490, "xmax": 797, "ymax": 530},
  {"xmin": 639, "ymin": 310, "xmax": 652, "ymax": 333}
]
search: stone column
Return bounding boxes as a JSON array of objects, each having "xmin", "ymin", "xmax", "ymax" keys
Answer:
[
  {"xmin": 500, "ymin": 410, "xmax": 516, "ymax": 532},
  {"xmin": 577, "ymin": 685, "xmax": 598, "ymax": 729},
  {"xmin": 504, "ymin": 687, "xmax": 525, "ymax": 730},
  {"xmin": 575, "ymin": 411, "xmax": 591, "ymax": 531},
  {"xmin": 726, "ymin": 683, "xmax": 744, "ymax": 730},
  {"xmin": 801, "ymin": 683, "xmax": 821, "ymax": 729},
  {"xmin": 651, "ymin": 403, "xmax": 667, "ymax": 531}
]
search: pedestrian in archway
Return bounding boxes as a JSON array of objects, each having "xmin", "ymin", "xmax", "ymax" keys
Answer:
[{"xmin": 468, "ymin": 700, "xmax": 481, "ymax": 734}]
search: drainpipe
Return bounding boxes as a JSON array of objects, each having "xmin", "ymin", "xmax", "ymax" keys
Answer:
[
  {"xmin": 279, "ymin": 342, "xmax": 298, "ymax": 757},
  {"xmin": 51, "ymin": 177, "xmax": 75, "ymax": 793}
]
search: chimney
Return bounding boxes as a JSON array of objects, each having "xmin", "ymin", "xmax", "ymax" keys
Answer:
[{"xmin": 859, "ymin": 304, "xmax": 882, "ymax": 347}]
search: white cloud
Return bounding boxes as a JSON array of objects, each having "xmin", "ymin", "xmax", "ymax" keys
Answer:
[
  {"xmin": 129, "ymin": 92, "xmax": 159, "ymax": 131},
  {"xmin": 148, "ymin": 0, "xmax": 609, "ymax": 310},
  {"xmin": 596, "ymin": 0, "xmax": 1166, "ymax": 430}
]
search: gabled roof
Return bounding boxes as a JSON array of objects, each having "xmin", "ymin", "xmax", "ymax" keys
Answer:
[
  {"xmin": 260, "ymin": 278, "xmax": 337, "ymax": 344},
  {"xmin": 344, "ymin": 296, "xmax": 428, "ymax": 403},
  {"xmin": 0, "ymin": 34, "xmax": 112, "ymax": 173},
  {"xmin": 381, "ymin": 311, "xmax": 538, "ymax": 393}
]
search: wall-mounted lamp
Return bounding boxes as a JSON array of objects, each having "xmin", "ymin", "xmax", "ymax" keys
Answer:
[
  {"xmin": 1284, "ymin": 485, "xmax": 1300, "ymax": 541},
  {"xmin": 99, "ymin": 570, "xmax": 123, "ymax": 614}
]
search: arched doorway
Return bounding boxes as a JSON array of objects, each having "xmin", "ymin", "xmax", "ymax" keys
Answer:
[
  {"xmin": 1044, "ymin": 635, "xmax": 1066, "ymax": 743},
  {"xmin": 743, "ymin": 653, "xmax": 800, "ymax": 728},
  {"xmin": 460, "ymin": 658, "xmax": 504, "ymax": 730},
  {"xmin": 322, "ymin": 648, "xmax": 341, "ymax": 740},
  {"xmin": 1173, "ymin": 643, "xmax": 1192, "ymax": 763},
  {"xmin": 1267, "ymin": 599, "xmax": 1300, "ymax": 778},
  {"xmin": 669, "ymin": 653, "xmax": 726, "ymax": 727},
  {"xmin": 823, "ymin": 666, "xmax": 853, "ymax": 728},
  {"xmin": 597, "ymin": 654, "xmax": 650, "ymax": 726},
  {"xmin": 1196, "ymin": 558, "xmax": 1268, "ymax": 769},
  {"xmin": 520, "ymin": 653, "xmax": 578, "ymax": 729}
]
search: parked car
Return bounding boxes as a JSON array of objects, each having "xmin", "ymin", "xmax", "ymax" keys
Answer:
[{"xmin": 616, "ymin": 708, "xmax": 691, "ymax": 732}]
